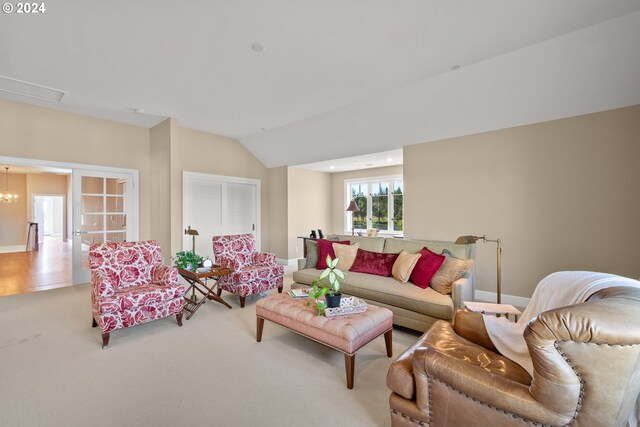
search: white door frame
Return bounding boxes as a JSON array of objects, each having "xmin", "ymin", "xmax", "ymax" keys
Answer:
[
  {"xmin": 32, "ymin": 194, "xmax": 66, "ymax": 239},
  {"xmin": 183, "ymin": 171, "xmax": 261, "ymax": 251},
  {"xmin": 0, "ymin": 155, "xmax": 140, "ymax": 284}
]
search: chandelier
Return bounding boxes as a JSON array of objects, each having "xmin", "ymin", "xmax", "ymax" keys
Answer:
[{"xmin": 1, "ymin": 167, "xmax": 18, "ymax": 204}]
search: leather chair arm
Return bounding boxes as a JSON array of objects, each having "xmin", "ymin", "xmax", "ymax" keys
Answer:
[
  {"xmin": 452, "ymin": 309, "xmax": 498, "ymax": 353},
  {"xmin": 413, "ymin": 347, "xmax": 572, "ymax": 426}
]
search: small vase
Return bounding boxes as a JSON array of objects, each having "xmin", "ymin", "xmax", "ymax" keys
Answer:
[{"xmin": 325, "ymin": 293, "xmax": 342, "ymax": 308}]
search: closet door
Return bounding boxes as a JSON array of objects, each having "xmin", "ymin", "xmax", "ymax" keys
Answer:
[
  {"xmin": 183, "ymin": 172, "xmax": 260, "ymax": 256},
  {"xmin": 183, "ymin": 175, "xmax": 223, "ymax": 259}
]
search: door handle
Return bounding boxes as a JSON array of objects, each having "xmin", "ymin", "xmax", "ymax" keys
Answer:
[{"xmin": 74, "ymin": 228, "xmax": 87, "ymax": 236}]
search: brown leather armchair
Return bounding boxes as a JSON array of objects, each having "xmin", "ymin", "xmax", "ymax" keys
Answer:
[{"xmin": 386, "ymin": 286, "xmax": 640, "ymax": 426}]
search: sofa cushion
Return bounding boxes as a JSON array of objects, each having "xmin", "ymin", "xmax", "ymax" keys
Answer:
[
  {"xmin": 293, "ymin": 268, "xmax": 454, "ymax": 319},
  {"xmin": 350, "ymin": 248, "xmax": 398, "ymax": 277},
  {"xmin": 316, "ymin": 239, "xmax": 349, "ymax": 269},
  {"xmin": 327, "ymin": 235, "xmax": 385, "ymax": 252},
  {"xmin": 333, "ymin": 242, "xmax": 360, "ymax": 271},
  {"xmin": 382, "ymin": 238, "xmax": 471, "ymax": 259},
  {"xmin": 305, "ymin": 240, "xmax": 319, "ymax": 268},
  {"xmin": 410, "ymin": 247, "xmax": 445, "ymax": 289},
  {"xmin": 431, "ymin": 256, "xmax": 475, "ymax": 294},
  {"xmin": 392, "ymin": 250, "xmax": 421, "ymax": 283}
]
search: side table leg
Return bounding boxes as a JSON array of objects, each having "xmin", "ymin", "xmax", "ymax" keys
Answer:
[{"xmin": 345, "ymin": 354, "xmax": 355, "ymax": 389}]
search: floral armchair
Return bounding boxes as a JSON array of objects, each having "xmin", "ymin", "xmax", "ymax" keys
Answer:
[
  {"xmin": 89, "ymin": 240, "xmax": 184, "ymax": 348},
  {"xmin": 212, "ymin": 234, "xmax": 284, "ymax": 308}
]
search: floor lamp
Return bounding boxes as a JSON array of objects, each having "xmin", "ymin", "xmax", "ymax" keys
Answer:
[
  {"xmin": 346, "ymin": 200, "xmax": 359, "ymax": 236},
  {"xmin": 455, "ymin": 235, "xmax": 502, "ymax": 304}
]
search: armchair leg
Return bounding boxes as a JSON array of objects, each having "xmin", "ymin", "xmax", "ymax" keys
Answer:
[
  {"xmin": 176, "ymin": 312, "xmax": 183, "ymax": 327},
  {"xmin": 278, "ymin": 286, "xmax": 283, "ymax": 294},
  {"xmin": 92, "ymin": 317, "xmax": 97, "ymax": 328},
  {"xmin": 101, "ymin": 332, "xmax": 110, "ymax": 349},
  {"xmin": 239, "ymin": 296, "xmax": 246, "ymax": 308},
  {"xmin": 217, "ymin": 288, "xmax": 222, "ymax": 297}
]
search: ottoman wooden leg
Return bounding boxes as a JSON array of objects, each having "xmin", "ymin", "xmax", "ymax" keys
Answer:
[
  {"xmin": 256, "ymin": 317, "xmax": 264, "ymax": 342},
  {"xmin": 384, "ymin": 330, "xmax": 393, "ymax": 357},
  {"xmin": 345, "ymin": 354, "xmax": 355, "ymax": 389}
]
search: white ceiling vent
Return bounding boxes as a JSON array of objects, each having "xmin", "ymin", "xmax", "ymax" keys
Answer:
[{"xmin": 0, "ymin": 75, "xmax": 66, "ymax": 103}]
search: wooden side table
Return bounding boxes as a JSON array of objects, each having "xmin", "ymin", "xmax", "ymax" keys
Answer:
[
  {"xmin": 179, "ymin": 266, "xmax": 233, "ymax": 319},
  {"xmin": 463, "ymin": 301, "xmax": 522, "ymax": 322}
]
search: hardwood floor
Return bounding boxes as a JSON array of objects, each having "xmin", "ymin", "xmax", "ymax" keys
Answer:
[{"xmin": 0, "ymin": 237, "xmax": 72, "ymax": 297}]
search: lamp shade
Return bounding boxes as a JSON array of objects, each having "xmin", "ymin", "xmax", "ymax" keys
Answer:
[
  {"xmin": 346, "ymin": 200, "xmax": 359, "ymax": 212},
  {"xmin": 455, "ymin": 235, "xmax": 481, "ymax": 244}
]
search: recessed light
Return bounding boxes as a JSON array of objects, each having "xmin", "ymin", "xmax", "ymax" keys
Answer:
[
  {"xmin": 387, "ymin": 157, "xmax": 393, "ymax": 162},
  {"xmin": 132, "ymin": 108, "xmax": 145, "ymax": 114},
  {"xmin": 366, "ymin": 163, "xmax": 374, "ymax": 167},
  {"xmin": 251, "ymin": 43, "xmax": 265, "ymax": 53},
  {"xmin": 451, "ymin": 65, "xmax": 461, "ymax": 71},
  {"xmin": 329, "ymin": 166, "xmax": 335, "ymax": 170},
  {"xmin": 260, "ymin": 127, "xmax": 266, "ymax": 131}
]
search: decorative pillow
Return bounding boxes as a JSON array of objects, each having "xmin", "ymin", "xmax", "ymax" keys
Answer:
[
  {"xmin": 410, "ymin": 247, "xmax": 446, "ymax": 289},
  {"xmin": 430, "ymin": 257, "xmax": 475, "ymax": 294},
  {"xmin": 316, "ymin": 239, "xmax": 349, "ymax": 269},
  {"xmin": 333, "ymin": 242, "xmax": 360, "ymax": 271},
  {"xmin": 304, "ymin": 240, "xmax": 319, "ymax": 268},
  {"xmin": 350, "ymin": 248, "xmax": 399, "ymax": 277},
  {"xmin": 391, "ymin": 250, "xmax": 421, "ymax": 283}
]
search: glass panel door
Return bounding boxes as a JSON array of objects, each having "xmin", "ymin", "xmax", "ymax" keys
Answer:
[{"xmin": 72, "ymin": 170, "xmax": 134, "ymax": 285}]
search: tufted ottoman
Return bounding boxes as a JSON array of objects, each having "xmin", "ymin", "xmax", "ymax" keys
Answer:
[{"xmin": 256, "ymin": 293, "xmax": 393, "ymax": 389}]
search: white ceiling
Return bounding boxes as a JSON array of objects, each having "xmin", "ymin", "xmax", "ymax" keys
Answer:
[
  {"xmin": 296, "ymin": 149, "xmax": 403, "ymax": 173},
  {"xmin": 1, "ymin": 1, "xmax": 640, "ymax": 169}
]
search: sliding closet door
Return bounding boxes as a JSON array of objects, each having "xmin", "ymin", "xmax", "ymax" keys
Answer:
[{"xmin": 183, "ymin": 172, "xmax": 260, "ymax": 256}]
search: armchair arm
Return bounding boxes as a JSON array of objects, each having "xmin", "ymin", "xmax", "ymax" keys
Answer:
[
  {"xmin": 91, "ymin": 270, "xmax": 115, "ymax": 298},
  {"xmin": 216, "ymin": 255, "xmax": 240, "ymax": 271},
  {"xmin": 451, "ymin": 272, "xmax": 473, "ymax": 310},
  {"xmin": 151, "ymin": 264, "xmax": 179, "ymax": 286},
  {"xmin": 452, "ymin": 309, "xmax": 498, "ymax": 353},
  {"xmin": 413, "ymin": 347, "xmax": 572, "ymax": 426},
  {"xmin": 253, "ymin": 251, "xmax": 276, "ymax": 266}
]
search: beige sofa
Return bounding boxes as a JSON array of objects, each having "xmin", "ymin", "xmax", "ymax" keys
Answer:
[{"xmin": 292, "ymin": 235, "xmax": 475, "ymax": 332}]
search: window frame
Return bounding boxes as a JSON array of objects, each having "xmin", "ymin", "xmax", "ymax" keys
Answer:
[{"xmin": 344, "ymin": 174, "xmax": 403, "ymax": 235}]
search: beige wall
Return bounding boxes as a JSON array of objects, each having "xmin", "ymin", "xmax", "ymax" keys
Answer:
[
  {"xmin": 330, "ymin": 165, "xmax": 403, "ymax": 234},
  {"xmin": 150, "ymin": 119, "xmax": 173, "ymax": 259},
  {"xmin": 0, "ymin": 99, "xmax": 152, "ymax": 241},
  {"xmin": 404, "ymin": 105, "xmax": 640, "ymax": 299},
  {"xmin": 0, "ymin": 174, "xmax": 27, "ymax": 246},
  {"xmin": 171, "ymin": 126, "xmax": 270, "ymax": 256},
  {"xmin": 267, "ymin": 166, "xmax": 288, "ymax": 259},
  {"xmin": 287, "ymin": 167, "xmax": 332, "ymax": 259}
]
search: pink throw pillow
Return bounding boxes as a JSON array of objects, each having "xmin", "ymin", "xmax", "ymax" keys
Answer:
[
  {"xmin": 410, "ymin": 247, "xmax": 446, "ymax": 289},
  {"xmin": 349, "ymin": 248, "xmax": 399, "ymax": 277},
  {"xmin": 316, "ymin": 239, "xmax": 349, "ymax": 269}
]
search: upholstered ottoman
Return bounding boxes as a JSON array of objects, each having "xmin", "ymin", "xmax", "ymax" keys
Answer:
[{"xmin": 256, "ymin": 293, "xmax": 393, "ymax": 389}]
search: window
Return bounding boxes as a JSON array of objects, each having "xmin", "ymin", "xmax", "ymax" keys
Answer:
[{"xmin": 346, "ymin": 176, "xmax": 403, "ymax": 234}]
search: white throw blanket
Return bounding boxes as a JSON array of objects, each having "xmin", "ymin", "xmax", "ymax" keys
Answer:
[{"xmin": 483, "ymin": 271, "xmax": 640, "ymax": 426}]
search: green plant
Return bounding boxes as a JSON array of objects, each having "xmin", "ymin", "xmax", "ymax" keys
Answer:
[
  {"xmin": 307, "ymin": 255, "xmax": 344, "ymax": 315},
  {"xmin": 173, "ymin": 251, "xmax": 203, "ymax": 270}
]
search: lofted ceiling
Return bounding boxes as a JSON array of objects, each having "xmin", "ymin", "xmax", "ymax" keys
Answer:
[{"xmin": 1, "ymin": 1, "xmax": 640, "ymax": 169}]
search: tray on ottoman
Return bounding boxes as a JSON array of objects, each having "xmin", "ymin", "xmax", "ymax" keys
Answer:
[{"xmin": 324, "ymin": 297, "xmax": 367, "ymax": 318}]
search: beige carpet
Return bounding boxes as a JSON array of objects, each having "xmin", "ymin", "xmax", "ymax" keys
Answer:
[{"xmin": 0, "ymin": 275, "xmax": 421, "ymax": 426}]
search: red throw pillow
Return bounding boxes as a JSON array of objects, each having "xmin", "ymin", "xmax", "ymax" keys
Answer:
[
  {"xmin": 349, "ymin": 248, "xmax": 399, "ymax": 277},
  {"xmin": 316, "ymin": 239, "xmax": 349, "ymax": 269},
  {"xmin": 410, "ymin": 247, "xmax": 446, "ymax": 289}
]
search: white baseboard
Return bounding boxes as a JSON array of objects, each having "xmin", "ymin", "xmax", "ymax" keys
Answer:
[
  {"xmin": 276, "ymin": 258, "xmax": 300, "ymax": 266},
  {"xmin": 474, "ymin": 290, "xmax": 530, "ymax": 308},
  {"xmin": 0, "ymin": 245, "xmax": 25, "ymax": 254}
]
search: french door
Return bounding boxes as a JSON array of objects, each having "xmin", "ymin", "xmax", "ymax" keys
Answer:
[
  {"xmin": 72, "ymin": 169, "xmax": 136, "ymax": 284},
  {"xmin": 183, "ymin": 172, "xmax": 260, "ymax": 259}
]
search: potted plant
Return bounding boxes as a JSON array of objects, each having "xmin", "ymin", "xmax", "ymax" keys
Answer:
[
  {"xmin": 173, "ymin": 250, "xmax": 203, "ymax": 271},
  {"xmin": 307, "ymin": 255, "xmax": 344, "ymax": 315}
]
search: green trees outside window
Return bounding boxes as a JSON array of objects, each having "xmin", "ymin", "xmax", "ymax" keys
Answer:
[{"xmin": 348, "ymin": 177, "xmax": 403, "ymax": 233}]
